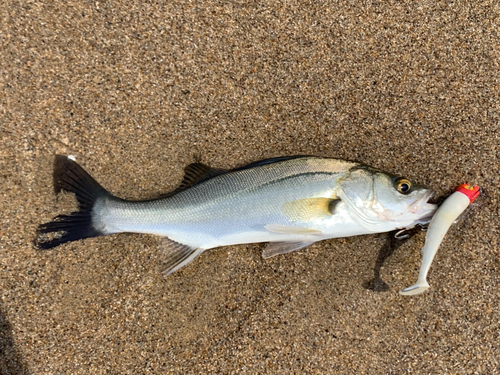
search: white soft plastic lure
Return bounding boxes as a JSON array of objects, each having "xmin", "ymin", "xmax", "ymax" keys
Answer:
[{"xmin": 400, "ymin": 184, "xmax": 480, "ymax": 296}]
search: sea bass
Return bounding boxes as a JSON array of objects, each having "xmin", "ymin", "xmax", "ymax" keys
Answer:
[{"xmin": 36, "ymin": 155, "xmax": 437, "ymax": 275}]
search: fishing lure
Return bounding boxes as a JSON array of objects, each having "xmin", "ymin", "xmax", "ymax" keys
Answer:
[{"xmin": 400, "ymin": 184, "xmax": 480, "ymax": 295}]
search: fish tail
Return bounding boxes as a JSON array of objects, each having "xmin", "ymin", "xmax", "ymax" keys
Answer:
[{"xmin": 36, "ymin": 155, "xmax": 113, "ymax": 249}]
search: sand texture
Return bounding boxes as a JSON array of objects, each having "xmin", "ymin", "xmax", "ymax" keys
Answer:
[{"xmin": 1, "ymin": 0, "xmax": 499, "ymax": 373}]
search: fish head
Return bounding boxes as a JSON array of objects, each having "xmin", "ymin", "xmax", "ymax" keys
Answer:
[{"xmin": 337, "ymin": 166, "xmax": 437, "ymax": 232}]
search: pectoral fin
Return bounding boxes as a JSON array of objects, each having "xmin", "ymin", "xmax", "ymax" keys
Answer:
[
  {"xmin": 262, "ymin": 241, "xmax": 316, "ymax": 258},
  {"xmin": 282, "ymin": 198, "xmax": 340, "ymax": 221},
  {"xmin": 264, "ymin": 224, "xmax": 322, "ymax": 235}
]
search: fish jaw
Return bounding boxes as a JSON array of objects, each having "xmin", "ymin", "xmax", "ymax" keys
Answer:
[
  {"xmin": 404, "ymin": 203, "xmax": 438, "ymax": 228},
  {"xmin": 404, "ymin": 190, "xmax": 438, "ymax": 227},
  {"xmin": 408, "ymin": 190, "xmax": 435, "ymax": 215},
  {"xmin": 386, "ymin": 191, "xmax": 438, "ymax": 230}
]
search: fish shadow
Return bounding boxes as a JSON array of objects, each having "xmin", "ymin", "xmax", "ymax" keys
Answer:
[
  {"xmin": 363, "ymin": 229, "xmax": 420, "ymax": 292},
  {"xmin": 364, "ymin": 191, "xmax": 452, "ymax": 292},
  {"xmin": 0, "ymin": 303, "xmax": 30, "ymax": 375}
]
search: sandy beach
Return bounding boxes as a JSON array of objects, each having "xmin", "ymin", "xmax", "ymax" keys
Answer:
[{"xmin": 1, "ymin": 0, "xmax": 499, "ymax": 373}]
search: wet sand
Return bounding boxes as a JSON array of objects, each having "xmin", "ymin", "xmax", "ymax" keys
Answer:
[{"xmin": 1, "ymin": 0, "xmax": 499, "ymax": 373}]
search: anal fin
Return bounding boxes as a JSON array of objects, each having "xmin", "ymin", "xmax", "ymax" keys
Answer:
[
  {"xmin": 161, "ymin": 239, "xmax": 203, "ymax": 276},
  {"xmin": 262, "ymin": 241, "xmax": 315, "ymax": 258}
]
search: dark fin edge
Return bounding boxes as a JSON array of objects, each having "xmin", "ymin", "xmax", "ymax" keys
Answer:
[
  {"xmin": 158, "ymin": 156, "xmax": 310, "ymax": 198},
  {"xmin": 156, "ymin": 162, "xmax": 228, "ymax": 199},
  {"xmin": 232, "ymin": 155, "xmax": 310, "ymax": 172},
  {"xmin": 181, "ymin": 156, "xmax": 309, "ymax": 187},
  {"xmin": 35, "ymin": 155, "xmax": 112, "ymax": 250},
  {"xmin": 179, "ymin": 163, "xmax": 227, "ymax": 190}
]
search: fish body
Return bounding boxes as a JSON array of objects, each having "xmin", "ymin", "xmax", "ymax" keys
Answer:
[{"xmin": 37, "ymin": 156, "xmax": 437, "ymax": 274}]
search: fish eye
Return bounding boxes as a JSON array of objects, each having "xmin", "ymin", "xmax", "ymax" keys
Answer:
[{"xmin": 394, "ymin": 178, "xmax": 412, "ymax": 194}]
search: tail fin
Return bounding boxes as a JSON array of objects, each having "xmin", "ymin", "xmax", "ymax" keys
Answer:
[{"xmin": 36, "ymin": 155, "xmax": 112, "ymax": 249}]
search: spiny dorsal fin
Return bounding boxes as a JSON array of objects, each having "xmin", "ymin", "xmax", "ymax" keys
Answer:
[
  {"xmin": 232, "ymin": 155, "xmax": 309, "ymax": 171},
  {"xmin": 179, "ymin": 163, "xmax": 227, "ymax": 190},
  {"xmin": 179, "ymin": 156, "xmax": 309, "ymax": 189}
]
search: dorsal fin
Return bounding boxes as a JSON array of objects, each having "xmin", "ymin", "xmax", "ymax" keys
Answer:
[
  {"xmin": 179, "ymin": 156, "xmax": 309, "ymax": 190},
  {"xmin": 154, "ymin": 162, "xmax": 227, "ymax": 199},
  {"xmin": 232, "ymin": 155, "xmax": 310, "ymax": 171},
  {"xmin": 178, "ymin": 163, "xmax": 227, "ymax": 190},
  {"xmin": 161, "ymin": 156, "xmax": 309, "ymax": 198},
  {"xmin": 181, "ymin": 156, "xmax": 309, "ymax": 187}
]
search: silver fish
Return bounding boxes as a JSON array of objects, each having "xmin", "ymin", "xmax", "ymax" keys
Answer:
[{"xmin": 37, "ymin": 155, "xmax": 437, "ymax": 275}]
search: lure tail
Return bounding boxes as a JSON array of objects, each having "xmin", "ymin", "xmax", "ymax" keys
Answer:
[{"xmin": 36, "ymin": 155, "xmax": 113, "ymax": 249}]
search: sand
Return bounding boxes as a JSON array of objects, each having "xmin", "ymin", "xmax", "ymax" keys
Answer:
[{"xmin": 1, "ymin": 0, "xmax": 499, "ymax": 373}]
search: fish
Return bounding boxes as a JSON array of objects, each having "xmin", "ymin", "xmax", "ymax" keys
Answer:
[{"xmin": 36, "ymin": 155, "xmax": 438, "ymax": 275}]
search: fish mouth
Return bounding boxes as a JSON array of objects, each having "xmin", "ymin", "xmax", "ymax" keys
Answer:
[{"xmin": 409, "ymin": 189, "xmax": 438, "ymax": 224}]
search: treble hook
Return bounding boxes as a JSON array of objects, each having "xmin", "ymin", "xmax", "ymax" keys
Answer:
[
  {"xmin": 394, "ymin": 229, "xmax": 410, "ymax": 240},
  {"xmin": 394, "ymin": 224, "xmax": 428, "ymax": 240}
]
